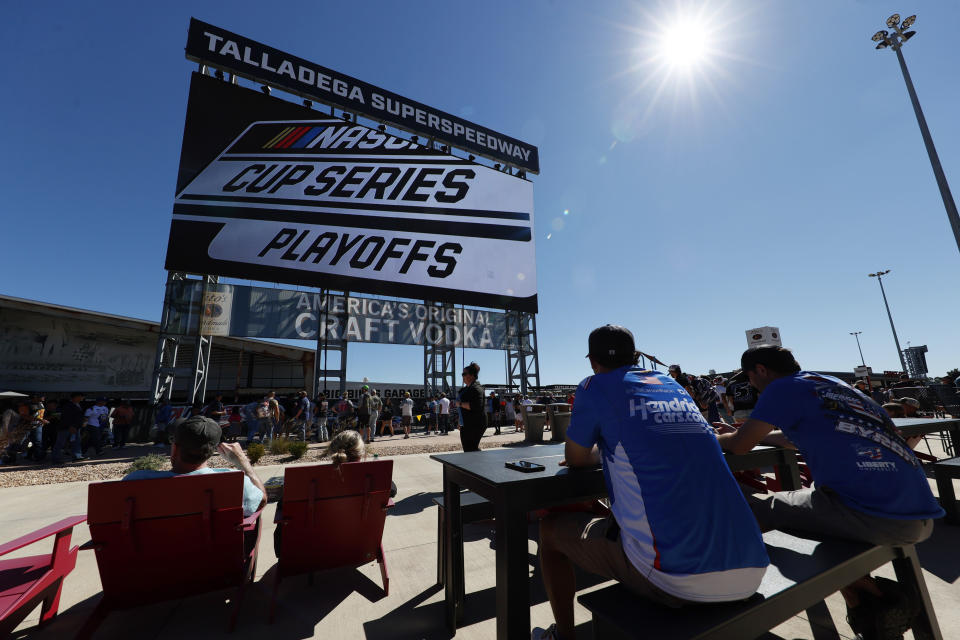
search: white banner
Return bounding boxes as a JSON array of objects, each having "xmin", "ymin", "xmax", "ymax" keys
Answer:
[{"xmin": 167, "ymin": 115, "xmax": 537, "ymax": 311}]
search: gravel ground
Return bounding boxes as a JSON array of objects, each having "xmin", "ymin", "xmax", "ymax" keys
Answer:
[{"xmin": 0, "ymin": 428, "xmax": 538, "ymax": 488}]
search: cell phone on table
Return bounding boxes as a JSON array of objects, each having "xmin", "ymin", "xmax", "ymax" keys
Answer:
[{"xmin": 505, "ymin": 459, "xmax": 545, "ymax": 472}]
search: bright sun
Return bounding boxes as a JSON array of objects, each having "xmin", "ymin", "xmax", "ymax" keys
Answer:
[{"xmin": 658, "ymin": 19, "xmax": 710, "ymax": 69}]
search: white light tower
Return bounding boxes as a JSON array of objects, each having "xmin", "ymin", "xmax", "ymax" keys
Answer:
[{"xmin": 872, "ymin": 14, "xmax": 960, "ymax": 257}]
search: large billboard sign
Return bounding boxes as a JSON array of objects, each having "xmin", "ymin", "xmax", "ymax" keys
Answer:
[
  {"xmin": 166, "ymin": 73, "xmax": 537, "ymax": 312},
  {"xmin": 168, "ymin": 280, "xmax": 525, "ymax": 350},
  {"xmin": 184, "ymin": 18, "xmax": 539, "ymax": 174}
]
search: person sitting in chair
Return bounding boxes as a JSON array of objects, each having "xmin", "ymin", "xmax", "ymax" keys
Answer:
[{"xmin": 124, "ymin": 416, "xmax": 266, "ymax": 517}]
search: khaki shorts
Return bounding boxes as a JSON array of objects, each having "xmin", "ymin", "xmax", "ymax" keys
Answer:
[
  {"xmin": 402, "ymin": 415, "xmax": 411, "ymax": 426},
  {"xmin": 545, "ymin": 512, "xmax": 685, "ymax": 608},
  {"xmin": 750, "ymin": 486, "xmax": 934, "ymax": 546}
]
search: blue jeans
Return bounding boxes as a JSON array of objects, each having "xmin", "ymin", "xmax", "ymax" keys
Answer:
[
  {"xmin": 53, "ymin": 428, "xmax": 82, "ymax": 462},
  {"xmin": 245, "ymin": 420, "xmax": 260, "ymax": 446},
  {"xmin": 28, "ymin": 425, "xmax": 45, "ymax": 460}
]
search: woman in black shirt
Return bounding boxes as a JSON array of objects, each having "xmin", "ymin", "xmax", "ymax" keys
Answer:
[{"xmin": 457, "ymin": 362, "xmax": 486, "ymax": 452}]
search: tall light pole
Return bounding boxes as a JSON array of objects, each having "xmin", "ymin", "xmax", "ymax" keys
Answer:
[
  {"xmin": 849, "ymin": 331, "xmax": 866, "ymax": 367},
  {"xmin": 872, "ymin": 14, "xmax": 960, "ymax": 257},
  {"xmin": 868, "ymin": 270, "xmax": 908, "ymax": 372}
]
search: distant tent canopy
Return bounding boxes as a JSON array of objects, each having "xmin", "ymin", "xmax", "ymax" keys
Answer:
[{"xmin": 0, "ymin": 391, "xmax": 28, "ymax": 398}]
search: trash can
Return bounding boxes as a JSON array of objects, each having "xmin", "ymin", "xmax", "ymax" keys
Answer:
[
  {"xmin": 548, "ymin": 403, "xmax": 572, "ymax": 442},
  {"xmin": 523, "ymin": 404, "xmax": 546, "ymax": 443}
]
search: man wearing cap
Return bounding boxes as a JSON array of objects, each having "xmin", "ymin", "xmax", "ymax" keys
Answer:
[
  {"xmin": 897, "ymin": 396, "xmax": 920, "ymax": 418},
  {"xmin": 358, "ymin": 385, "xmax": 372, "ymax": 443},
  {"xmin": 533, "ymin": 326, "xmax": 769, "ymax": 640},
  {"xmin": 290, "ymin": 390, "xmax": 312, "ymax": 442},
  {"xmin": 124, "ymin": 416, "xmax": 266, "ymax": 517},
  {"xmin": 716, "ymin": 346, "xmax": 942, "ymax": 639}
]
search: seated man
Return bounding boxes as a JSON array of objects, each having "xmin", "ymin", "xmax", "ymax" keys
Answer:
[
  {"xmin": 125, "ymin": 416, "xmax": 266, "ymax": 517},
  {"xmin": 535, "ymin": 326, "xmax": 769, "ymax": 640},
  {"xmin": 717, "ymin": 346, "xmax": 943, "ymax": 639}
]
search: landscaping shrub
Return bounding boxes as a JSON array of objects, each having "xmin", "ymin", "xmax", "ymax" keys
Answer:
[
  {"xmin": 126, "ymin": 454, "xmax": 168, "ymax": 473},
  {"xmin": 269, "ymin": 437, "xmax": 290, "ymax": 455},
  {"xmin": 287, "ymin": 440, "xmax": 308, "ymax": 460},
  {"xmin": 247, "ymin": 443, "xmax": 266, "ymax": 464}
]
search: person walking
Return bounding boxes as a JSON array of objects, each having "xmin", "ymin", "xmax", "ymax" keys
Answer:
[
  {"xmin": 457, "ymin": 362, "xmax": 486, "ymax": 452},
  {"xmin": 84, "ymin": 397, "xmax": 110, "ymax": 457},
  {"xmin": 438, "ymin": 392, "xmax": 451, "ymax": 435},
  {"xmin": 53, "ymin": 392, "xmax": 86, "ymax": 463},
  {"xmin": 111, "ymin": 400, "xmax": 135, "ymax": 450},
  {"xmin": 368, "ymin": 389, "xmax": 382, "ymax": 442}
]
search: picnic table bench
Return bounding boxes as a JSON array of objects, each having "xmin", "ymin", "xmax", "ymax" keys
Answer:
[
  {"xmin": 933, "ymin": 456, "xmax": 960, "ymax": 525},
  {"xmin": 578, "ymin": 530, "xmax": 942, "ymax": 640}
]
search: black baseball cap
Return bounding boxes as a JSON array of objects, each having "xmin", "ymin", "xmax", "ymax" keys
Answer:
[
  {"xmin": 586, "ymin": 325, "xmax": 637, "ymax": 367},
  {"xmin": 173, "ymin": 416, "xmax": 221, "ymax": 449}
]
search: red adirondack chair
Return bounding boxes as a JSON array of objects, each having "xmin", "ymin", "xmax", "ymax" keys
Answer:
[
  {"xmin": 271, "ymin": 459, "xmax": 394, "ymax": 621},
  {"xmin": 79, "ymin": 472, "xmax": 263, "ymax": 638},
  {"xmin": 0, "ymin": 515, "xmax": 86, "ymax": 635}
]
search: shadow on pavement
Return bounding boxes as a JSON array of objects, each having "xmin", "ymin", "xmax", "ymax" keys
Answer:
[{"xmin": 916, "ymin": 520, "xmax": 960, "ymax": 583}]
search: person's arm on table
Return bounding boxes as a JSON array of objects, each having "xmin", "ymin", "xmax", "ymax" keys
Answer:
[{"xmin": 717, "ymin": 418, "xmax": 795, "ymax": 455}]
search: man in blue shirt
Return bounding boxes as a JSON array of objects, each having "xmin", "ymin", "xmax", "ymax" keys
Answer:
[
  {"xmin": 717, "ymin": 345, "xmax": 943, "ymax": 639},
  {"xmin": 534, "ymin": 326, "xmax": 769, "ymax": 640},
  {"xmin": 125, "ymin": 416, "xmax": 265, "ymax": 517}
]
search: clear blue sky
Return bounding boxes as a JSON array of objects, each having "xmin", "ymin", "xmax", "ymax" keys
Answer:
[{"xmin": 3, "ymin": 1, "xmax": 959, "ymax": 385}]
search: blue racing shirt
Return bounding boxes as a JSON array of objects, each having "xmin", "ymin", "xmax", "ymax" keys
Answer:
[
  {"xmin": 750, "ymin": 372, "xmax": 944, "ymax": 520},
  {"xmin": 567, "ymin": 366, "xmax": 769, "ymax": 602}
]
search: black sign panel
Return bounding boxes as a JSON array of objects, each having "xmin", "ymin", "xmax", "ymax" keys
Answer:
[
  {"xmin": 165, "ymin": 73, "xmax": 537, "ymax": 313},
  {"xmin": 184, "ymin": 18, "xmax": 539, "ymax": 173}
]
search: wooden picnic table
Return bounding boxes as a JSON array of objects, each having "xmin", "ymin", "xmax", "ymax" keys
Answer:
[
  {"xmin": 431, "ymin": 442, "xmax": 800, "ymax": 638},
  {"xmin": 893, "ymin": 417, "xmax": 960, "ymax": 457}
]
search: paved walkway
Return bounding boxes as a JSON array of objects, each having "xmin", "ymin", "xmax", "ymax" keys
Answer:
[{"xmin": 5, "ymin": 445, "xmax": 960, "ymax": 639}]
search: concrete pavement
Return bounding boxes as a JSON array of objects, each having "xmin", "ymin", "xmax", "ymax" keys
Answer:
[{"xmin": 4, "ymin": 444, "xmax": 959, "ymax": 639}]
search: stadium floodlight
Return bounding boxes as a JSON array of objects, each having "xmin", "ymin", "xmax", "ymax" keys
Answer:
[
  {"xmin": 378, "ymin": 124, "xmax": 386, "ymax": 132},
  {"xmin": 870, "ymin": 13, "xmax": 960, "ymax": 258},
  {"xmin": 867, "ymin": 270, "xmax": 907, "ymax": 372},
  {"xmin": 260, "ymin": 85, "xmax": 270, "ymax": 95},
  {"xmin": 468, "ymin": 154, "xmax": 475, "ymax": 161}
]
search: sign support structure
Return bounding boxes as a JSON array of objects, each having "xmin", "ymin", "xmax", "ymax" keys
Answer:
[
  {"xmin": 506, "ymin": 311, "xmax": 540, "ymax": 395},
  {"xmin": 314, "ymin": 290, "xmax": 349, "ymax": 398},
  {"xmin": 151, "ymin": 272, "xmax": 218, "ymax": 407},
  {"xmin": 423, "ymin": 301, "xmax": 456, "ymax": 397}
]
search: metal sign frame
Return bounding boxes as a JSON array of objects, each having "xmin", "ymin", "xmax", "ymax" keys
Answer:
[{"xmin": 185, "ymin": 18, "xmax": 539, "ymax": 173}]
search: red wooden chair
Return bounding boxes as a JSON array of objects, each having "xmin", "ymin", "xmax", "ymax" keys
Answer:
[
  {"xmin": 79, "ymin": 472, "xmax": 263, "ymax": 638},
  {"xmin": 271, "ymin": 459, "xmax": 394, "ymax": 621},
  {"xmin": 0, "ymin": 515, "xmax": 86, "ymax": 635}
]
